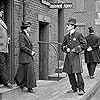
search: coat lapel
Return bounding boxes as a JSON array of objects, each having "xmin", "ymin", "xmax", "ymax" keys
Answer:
[
  {"xmin": 0, "ymin": 19, "xmax": 7, "ymax": 30},
  {"xmin": 23, "ymin": 31, "xmax": 32, "ymax": 46}
]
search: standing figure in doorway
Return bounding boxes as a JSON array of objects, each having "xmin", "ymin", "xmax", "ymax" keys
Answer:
[
  {"xmin": 14, "ymin": 21, "xmax": 37, "ymax": 93},
  {"xmin": 84, "ymin": 26, "xmax": 100, "ymax": 79},
  {"xmin": 61, "ymin": 18, "xmax": 87, "ymax": 95},
  {"xmin": 0, "ymin": 10, "xmax": 12, "ymax": 88}
]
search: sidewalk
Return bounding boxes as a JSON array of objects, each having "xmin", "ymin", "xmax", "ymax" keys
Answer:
[{"xmin": 2, "ymin": 61, "xmax": 100, "ymax": 100}]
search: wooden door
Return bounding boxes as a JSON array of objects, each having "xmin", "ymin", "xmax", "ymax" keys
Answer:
[{"xmin": 39, "ymin": 22, "xmax": 49, "ymax": 80}]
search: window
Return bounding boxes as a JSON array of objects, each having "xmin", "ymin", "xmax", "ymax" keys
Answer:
[
  {"xmin": 75, "ymin": 0, "xmax": 85, "ymax": 12},
  {"xmin": 96, "ymin": 1, "xmax": 100, "ymax": 19},
  {"xmin": 96, "ymin": 1, "xmax": 100, "ymax": 12}
]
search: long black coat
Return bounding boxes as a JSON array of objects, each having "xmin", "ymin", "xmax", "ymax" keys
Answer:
[
  {"xmin": 14, "ymin": 31, "xmax": 37, "ymax": 88},
  {"xmin": 61, "ymin": 31, "xmax": 87, "ymax": 74},
  {"xmin": 84, "ymin": 34, "xmax": 100, "ymax": 63}
]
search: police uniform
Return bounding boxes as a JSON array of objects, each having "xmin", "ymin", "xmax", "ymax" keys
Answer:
[
  {"xmin": 84, "ymin": 27, "xmax": 100, "ymax": 79},
  {"xmin": 61, "ymin": 18, "xmax": 87, "ymax": 94}
]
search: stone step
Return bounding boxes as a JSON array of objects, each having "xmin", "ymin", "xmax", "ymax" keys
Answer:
[
  {"xmin": 0, "ymin": 84, "xmax": 21, "ymax": 100},
  {"xmin": 55, "ymin": 66, "xmax": 63, "ymax": 73},
  {"xmin": 55, "ymin": 60, "xmax": 64, "ymax": 73},
  {"xmin": 48, "ymin": 72, "xmax": 67, "ymax": 81}
]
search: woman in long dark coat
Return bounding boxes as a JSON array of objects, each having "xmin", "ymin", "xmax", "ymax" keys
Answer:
[
  {"xmin": 84, "ymin": 27, "xmax": 100, "ymax": 79},
  {"xmin": 14, "ymin": 21, "xmax": 37, "ymax": 93}
]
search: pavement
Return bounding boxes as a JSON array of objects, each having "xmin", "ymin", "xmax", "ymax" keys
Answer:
[{"xmin": 1, "ymin": 60, "xmax": 100, "ymax": 100}]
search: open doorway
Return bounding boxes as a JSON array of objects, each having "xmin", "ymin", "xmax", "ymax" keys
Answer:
[
  {"xmin": 0, "ymin": 0, "xmax": 14, "ymax": 83},
  {"xmin": 39, "ymin": 22, "xmax": 49, "ymax": 80}
]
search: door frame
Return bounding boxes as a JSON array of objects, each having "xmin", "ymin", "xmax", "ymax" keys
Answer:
[
  {"xmin": 39, "ymin": 21, "xmax": 49, "ymax": 80},
  {"xmin": 4, "ymin": 0, "xmax": 15, "ymax": 83}
]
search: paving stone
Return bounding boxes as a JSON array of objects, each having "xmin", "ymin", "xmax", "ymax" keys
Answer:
[{"xmin": 1, "ymin": 62, "xmax": 100, "ymax": 100}]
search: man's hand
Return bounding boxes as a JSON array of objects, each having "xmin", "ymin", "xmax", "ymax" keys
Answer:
[
  {"xmin": 8, "ymin": 37, "xmax": 11, "ymax": 44},
  {"xmin": 87, "ymin": 46, "xmax": 92, "ymax": 51},
  {"xmin": 31, "ymin": 51, "xmax": 35, "ymax": 56},
  {"xmin": 71, "ymin": 48, "xmax": 75, "ymax": 52},
  {"xmin": 67, "ymin": 48, "xmax": 70, "ymax": 52}
]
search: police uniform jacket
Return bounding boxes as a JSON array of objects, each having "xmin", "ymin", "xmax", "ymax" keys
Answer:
[
  {"xmin": 84, "ymin": 34, "xmax": 100, "ymax": 63},
  {"xmin": 61, "ymin": 31, "xmax": 87, "ymax": 74}
]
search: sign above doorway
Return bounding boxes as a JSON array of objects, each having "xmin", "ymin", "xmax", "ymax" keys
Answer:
[{"xmin": 37, "ymin": 14, "xmax": 50, "ymax": 23}]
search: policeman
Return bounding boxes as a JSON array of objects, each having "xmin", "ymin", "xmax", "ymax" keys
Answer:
[
  {"xmin": 84, "ymin": 26, "xmax": 100, "ymax": 79},
  {"xmin": 61, "ymin": 18, "xmax": 87, "ymax": 95}
]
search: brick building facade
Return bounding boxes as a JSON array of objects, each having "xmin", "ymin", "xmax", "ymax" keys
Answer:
[{"xmin": 0, "ymin": 0, "xmax": 100, "ymax": 83}]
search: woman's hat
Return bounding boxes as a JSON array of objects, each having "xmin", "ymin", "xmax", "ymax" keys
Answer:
[
  {"xmin": 21, "ymin": 21, "xmax": 31, "ymax": 28},
  {"xmin": 67, "ymin": 18, "xmax": 76, "ymax": 25},
  {"xmin": 88, "ymin": 26, "xmax": 94, "ymax": 33}
]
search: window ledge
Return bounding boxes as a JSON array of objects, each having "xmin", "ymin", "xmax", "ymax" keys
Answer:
[
  {"xmin": 74, "ymin": 10, "xmax": 87, "ymax": 13},
  {"xmin": 76, "ymin": 23, "xmax": 85, "ymax": 26}
]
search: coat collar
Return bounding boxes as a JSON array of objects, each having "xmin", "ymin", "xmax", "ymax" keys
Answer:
[
  {"xmin": 70, "ymin": 29, "xmax": 75, "ymax": 35},
  {"xmin": 22, "ymin": 31, "xmax": 32, "ymax": 44},
  {"xmin": 68, "ymin": 30, "xmax": 76, "ymax": 36},
  {"xmin": 0, "ymin": 18, "xmax": 7, "ymax": 30}
]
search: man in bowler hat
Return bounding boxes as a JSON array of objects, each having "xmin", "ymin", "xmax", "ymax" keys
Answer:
[
  {"xmin": 61, "ymin": 18, "xmax": 87, "ymax": 95},
  {"xmin": 14, "ymin": 21, "xmax": 37, "ymax": 93},
  {"xmin": 0, "ymin": 10, "xmax": 12, "ymax": 88},
  {"xmin": 84, "ymin": 26, "xmax": 100, "ymax": 79}
]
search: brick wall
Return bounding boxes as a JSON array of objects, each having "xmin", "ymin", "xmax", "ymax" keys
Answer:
[
  {"xmin": 14, "ymin": 0, "xmax": 23, "ymax": 73},
  {"xmin": 14, "ymin": 0, "xmax": 99, "ymax": 80},
  {"xmin": 14, "ymin": 0, "xmax": 58, "ymax": 80},
  {"xmin": 63, "ymin": 0, "xmax": 97, "ymax": 36}
]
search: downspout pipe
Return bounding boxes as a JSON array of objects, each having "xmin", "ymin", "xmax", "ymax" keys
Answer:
[{"xmin": 23, "ymin": 0, "xmax": 26, "ymax": 21}]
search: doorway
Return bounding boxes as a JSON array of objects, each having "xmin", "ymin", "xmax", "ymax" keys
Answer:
[
  {"xmin": 39, "ymin": 22, "xmax": 49, "ymax": 80},
  {"xmin": 0, "ymin": 0, "xmax": 14, "ymax": 83}
]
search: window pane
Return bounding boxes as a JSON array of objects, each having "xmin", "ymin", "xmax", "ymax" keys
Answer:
[
  {"xmin": 96, "ymin": 1, "xmax": 100, "ymax": 12},
  {"xmin": 75, "ymin": 0, "xmax": 85, "ymax": 11}
]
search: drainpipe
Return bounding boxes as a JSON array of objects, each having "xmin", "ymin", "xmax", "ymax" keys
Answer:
[{"xmin": 23, "ymin": 0, "xmax": 26, "ymax": 21}]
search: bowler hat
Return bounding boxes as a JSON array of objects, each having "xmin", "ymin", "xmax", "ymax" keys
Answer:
[
  {"xmin": 67, "ymin": 18, "xmax": 76, "ymax": 25},
  {"xmin": 21, "ymin": 21, "xmax": 31, "ymax": 28},
  {"xmin": 88, "ymin": 26, "xmax": 94, "ymax": 33}
]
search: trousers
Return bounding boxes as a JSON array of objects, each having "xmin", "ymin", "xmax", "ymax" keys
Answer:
[
  {"xmin": 0, "ymin": 52, "xmax": 9, "ymax": 85},
  {"xmin": 87, "ymin": 62, "xmax": 97, "ymax": 76},
  {"xmin": 68, "ymin": 73, "xmax": 84, "ymax": 91}
]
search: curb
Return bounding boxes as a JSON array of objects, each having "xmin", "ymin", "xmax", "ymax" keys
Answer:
[{"xmin": 81, "ymin": 79, "xmax": 100, "ymax": 100}]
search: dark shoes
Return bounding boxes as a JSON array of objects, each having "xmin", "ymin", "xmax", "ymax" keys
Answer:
[
  {"xmin": 28, "ymin": 88, "xmax": 35, "ymax": 93},
  {"xmin": 67, "ymin": 89, "xmax": 85, "ymax": 95},
  {"xmin": 20, "ymin": 86, "xmax": 24, "ymax": 89},
  {"xmin": 67, "ymin": 89, "xmax": 77, "ymax": 93},
  {"xmin": 4, "ymin": 83, "xmax": 12, "ymax": 88}
]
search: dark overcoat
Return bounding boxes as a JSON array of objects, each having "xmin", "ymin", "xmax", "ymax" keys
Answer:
[
  {"xmin": 0, "ymin": 20, "xmax": 9, "ymax": 84},
  {"xmin": 14, "ymin": 31, "xmax": 37, "ymax": 88},
  {"xmin": 61, "ymin": 31, "xmax": 87, "ymax": 74},
  {"xmin": 84, "ymin": 34, "xmax": 100, "ymax": 63}
]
